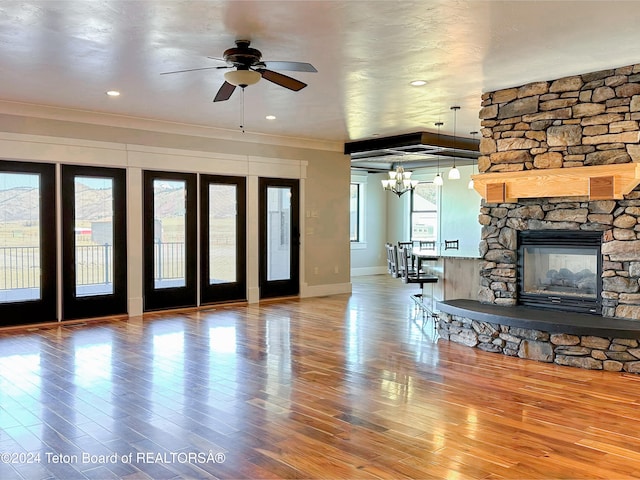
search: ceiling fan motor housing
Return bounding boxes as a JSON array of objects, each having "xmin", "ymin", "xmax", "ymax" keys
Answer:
[{"xmin": 223, "ymin": 40, "xmax": 262, "ymax": 68}]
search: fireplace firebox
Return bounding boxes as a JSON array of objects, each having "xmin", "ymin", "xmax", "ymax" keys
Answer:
[{"xmin": 517, "ymin": 231, "xmax": 602, "ymax": 315}]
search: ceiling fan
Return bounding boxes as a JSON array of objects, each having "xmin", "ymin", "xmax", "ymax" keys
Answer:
[{"xmin": 161, "ymin": 39, "xmax": 317, "ymax": 102}]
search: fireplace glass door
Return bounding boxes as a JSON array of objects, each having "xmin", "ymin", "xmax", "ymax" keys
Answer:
[
  {"xmin": 522, "ymin": 246, "xmax": 598, "ymax": 299},
  {"xmin": 517, "ymin": 230, "xmax": 602, "ymax": 314}
]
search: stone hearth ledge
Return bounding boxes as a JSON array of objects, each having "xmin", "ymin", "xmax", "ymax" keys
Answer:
[
  {"xmin": 437, "ymin": 299, "xmax": 640, "ymax": 338},
  {"xmin": 436, "ymin": 300, "xmax": 640, "ymax": 372}
]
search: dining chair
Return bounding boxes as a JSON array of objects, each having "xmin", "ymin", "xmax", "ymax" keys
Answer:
[
  {"xmin": 398, "ymin": 242, "xmax": 414, "ymax": 272},
  {"xmin": 444, "ymin": 239, "xmax": 459, "ymax": 250},
  {"xmin": 386, "ymin": 243, "xmax": 399, "ymax": 277},
  {"xmin": 419, "ymin": 240, "xmax": 436, "ymax": 250}
]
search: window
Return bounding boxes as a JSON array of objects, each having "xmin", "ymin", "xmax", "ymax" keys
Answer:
[
  {"xmin": 411, "ymin": 182, "xmax": 438, "ymax": 242},
  {"xmin": 350, "ymin": 183, "xmax": 360, "ymax": 242},
  {"xmin": 350, "ymin": 174, "xmax": 367, "ymax": 249}
]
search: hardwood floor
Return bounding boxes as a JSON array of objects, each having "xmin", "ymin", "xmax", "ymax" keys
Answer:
[{"xmin": 2, "ymin": 275, "xmax": 640, "ymax": 479}]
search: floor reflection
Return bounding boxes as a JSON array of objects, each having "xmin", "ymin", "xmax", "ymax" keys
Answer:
[
  {"xmin": 0, "ymin": 343, "xmax": 41, "ymax": 401},
  {"xmin": 74, "ymin": 330, "xmax": 113, "ymax": 389},
  {"xmin": 1, "ymin": 275, "xmax": 623, "ymax": 479}
]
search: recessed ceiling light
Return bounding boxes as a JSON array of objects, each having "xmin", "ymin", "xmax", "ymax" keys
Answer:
[
  {"xmin": 265, "ymin": 115, "xmax": 276, "ymax": 120},
  {"xmin": 106, "ymin": 90, "xmax": 120, "ymax": 97},
  {"xmin": 410, "ymin": 80, "xmax": 427, "ymax": 87}
]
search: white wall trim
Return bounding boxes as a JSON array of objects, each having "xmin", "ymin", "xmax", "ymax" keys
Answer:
[
  {"xmin": 127, "ymin": 168, "xmax": 144, "ymax": 316},
  {"xmin": 300, "ymin": 282, "xmax": 352, "ymax": 298},
  {"xmin": 0, "ymin": 134, "xmax": 129, "ymax": 167},
  {"xmin": 351, "ymin": 267, "xmax": 387, "ymax": 277},
  {"xmin": 0, "ymin": 132, "xmax": 309, "ymax": 177},
  {"xmin": 126, "ymin": 143, "xmax": 245, "ymax": 161},
  {"xmin": 0, "ymin": 131, "xmax": 127, "ymax": 151},
  {"xmin": 351, "ymin": 172, "xmax": 369, "ymax": 183}
]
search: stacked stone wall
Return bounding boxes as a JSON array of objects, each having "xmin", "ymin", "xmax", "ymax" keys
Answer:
[
  {"xmin": 438, "ymin": 314, "xmax": 640, "ymax": 372},
  {"xmin": 477, "ymin": 63, "xmax": 640, "ymax": 321}
]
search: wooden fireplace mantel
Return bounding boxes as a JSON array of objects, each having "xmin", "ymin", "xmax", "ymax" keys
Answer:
[{"xmin": 472, "ymin": 163, "xmax": 640, "ymax": 203}]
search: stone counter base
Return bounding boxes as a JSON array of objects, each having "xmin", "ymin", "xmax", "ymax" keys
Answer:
[{"xmin": 438, "ymin": 313, "xmax": 640, "ymax": 372}]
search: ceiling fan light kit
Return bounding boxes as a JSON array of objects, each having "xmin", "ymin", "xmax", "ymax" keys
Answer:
[{"xmin": 224, "ymin": 69, "xmax": 261, "ymax": 87}]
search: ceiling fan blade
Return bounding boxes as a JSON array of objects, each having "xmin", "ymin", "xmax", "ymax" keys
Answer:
[
  {"xmin": 161, "ymin": 65, "xmax": 229, "ymax": 75},
  {"xmin": 262, "ymin": 61, "xmax": 317, "ymax": 73},
  {"xmin": 213, "ymin": 81, "xmax": 236, "ymax": 102},
  {"xmin": 258, "ymin": 69, "xmax": 307, "ymax": 91}
]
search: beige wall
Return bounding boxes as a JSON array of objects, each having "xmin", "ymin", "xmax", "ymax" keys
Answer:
[
  {"xmin": 304, "ymin": 152, "xmax": 351, "ymax": 285},
  {"xmin": 0, "ymin": 106, "xmax": 351, "ymax": 316}
]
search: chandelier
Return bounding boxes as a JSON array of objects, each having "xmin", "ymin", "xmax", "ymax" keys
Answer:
[{"xmin": 381, "ymin": 164, "xmax": 419, "ymax": 197}]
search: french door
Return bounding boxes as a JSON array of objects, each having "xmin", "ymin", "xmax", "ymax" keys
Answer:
[
  {"xmin": 143, "ymin": 171, "xmax": 197, "ymax": 311},
  {"xmin": 61, "ymin": 165, "xmax": 127, "ymax": 320},
  {"xmin": 0, "ymin": 161, "xmax": 56, "ymax": 325},
  {"xmin": 200, "ymin": 175, "xmax": 246, "ymax": 304},
  {"xmin": 259, "ymin": 178, "xmax": 300, "ymax": 298}
]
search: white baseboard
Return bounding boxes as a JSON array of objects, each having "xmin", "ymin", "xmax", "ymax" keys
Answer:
[
  {"xmin": 300, "ymin": 282, "xmax": 352, "ymax": 298},
  {"xmin": 128, "ymin": 283, "xmax": 351, "ymax": 314},
  {"xmin": 351, "ymin": 266, "xmax": 387, "ymax": 276}
]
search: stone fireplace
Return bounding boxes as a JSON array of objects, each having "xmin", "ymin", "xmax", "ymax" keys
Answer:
[
  {"xmin": 436, "ymin": 62, "xmax": 640, "ymax": 373},
  {"xmin": 475, "ymin": 62, "xmax": 640, "ymax": 321}
]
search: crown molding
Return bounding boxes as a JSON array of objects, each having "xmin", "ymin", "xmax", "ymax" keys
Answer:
[{"xmin": 0, "ymin": 100, "xmax": 344, "ymax": 153}]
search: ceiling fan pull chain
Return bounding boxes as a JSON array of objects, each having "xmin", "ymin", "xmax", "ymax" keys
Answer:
[{"xmin": 240, "ymin": 87, "xmax": 245, "ymax": 133}]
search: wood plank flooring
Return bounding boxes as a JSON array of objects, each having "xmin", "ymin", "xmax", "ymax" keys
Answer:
[{"xmin": 2, "ymin": 275, "xmax": 640, "ymax": 479}]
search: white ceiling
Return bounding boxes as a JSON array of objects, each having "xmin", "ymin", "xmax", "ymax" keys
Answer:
[{"xmin": 2, "ymin": 0, "xmax": 640, "ymax": 150}]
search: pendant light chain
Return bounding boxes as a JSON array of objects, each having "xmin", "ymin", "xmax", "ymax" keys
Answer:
[
  {"xmin": 433, "ymin": 121, "xmax": 444, "ymax": 187},
  {"xmin": 468, "ymin": 130, "xmax": 478, "ymax": 189},
  {"xmin": 448, "ymin": 106, "xmax": 461, "ymax": 180}
]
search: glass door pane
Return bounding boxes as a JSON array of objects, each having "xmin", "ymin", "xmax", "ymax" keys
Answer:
[
  {"xmin": 144, "ymin": 171, "xmax": 196, "ymax": 311},
  {"xmin": 267, "ymin": 186, "xmax": 292, "ymax": 281},
  {"xmin": 259, "ymin": 178, "xmax": 299, "ymax": 299},
  {"xmin": 0, "ymin": 161, "xmax": 56, "ymax": 325},
  {"xmin": 74, "ymin": 176, "xmax": 114, "ymax": 297},
  {"xmin": 62, "ymin": 165, "xmax": 127, "ymax": 320},
  {"xmin": 200, "ymin": 175, "xmax": 246, "ymax": 304},
  {"xmin": 209, "ymin": 183, "xmax": 237, "ymax": 284},
  {"xmin": 153, "ymin": 179, "xmax": 186, "ymax": 289},
  {"xmin": 0, "ymin": 173, "xmax": 41, "ymax": 303}
]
